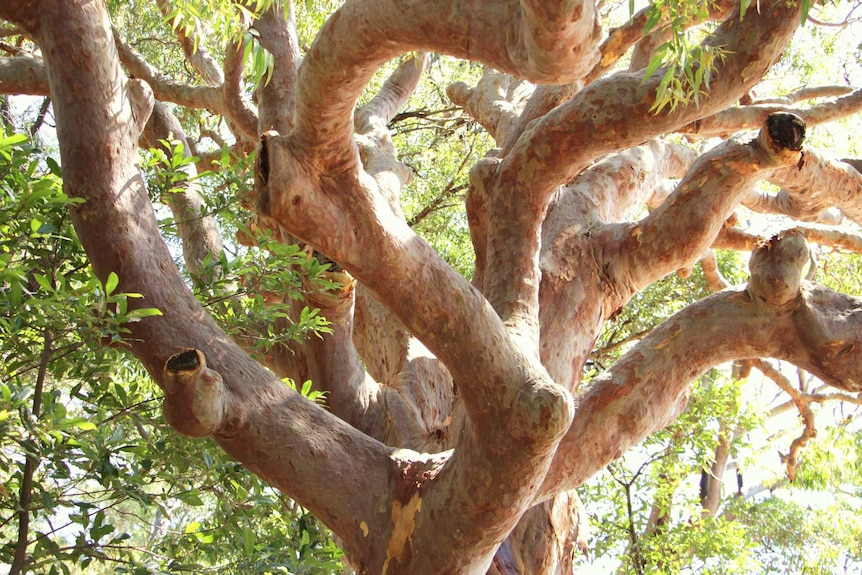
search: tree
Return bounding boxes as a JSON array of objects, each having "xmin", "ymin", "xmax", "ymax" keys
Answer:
[{"xmin": 1, "ymin": 0, "xmax": 862, "ymax": 572}]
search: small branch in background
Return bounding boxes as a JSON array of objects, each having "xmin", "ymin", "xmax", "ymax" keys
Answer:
[
  {"xmin": 698, "ymin": 249, "xmax": 731, "ymax": 291},
  {"xmin": 749, "ymin": 85, "xmax": 854, "ymax": 106},
  {"xmin": 750, "ymin": 359, "xmax": 816, "ymax": 481},
  {"xmin": 27, "ymin": 96, "xmax": 50, "ymax": 136},
  {"xmin": 407, "ymin": 183, "xmax": 467, "ymax": 227},
  {"xmin": 592, "ymin": 328, "xmax": 651, "ymax": 362},
  {"xmin": 0, "ymin": 94, "xmax": 14, "ymax": 129},
  {"xmin": 390, "ymin": 106, "xmax": 461, "ymax": 126},
  {"xmin": 9, "ymin": 328, "xmax": 52, "ymax": 575},
  {"xmin": 0, "ymin": 40, "xmax": 29, "ymax": 56}
]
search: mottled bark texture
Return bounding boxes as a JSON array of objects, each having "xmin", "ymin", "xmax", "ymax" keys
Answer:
[{"xmin": 2, "ymin": 0, "xmax": 862, "ymax": 573}]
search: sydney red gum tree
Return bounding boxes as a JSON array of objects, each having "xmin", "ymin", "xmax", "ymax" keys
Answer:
[{"xmin": 2, "ymin": 0, "xmax": 862, "ymax": 572}]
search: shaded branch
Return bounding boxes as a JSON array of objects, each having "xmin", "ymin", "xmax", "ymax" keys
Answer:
[
  {"xmin": 140, "ymin": 100, "xmax": 226, "ymax": 283},
  {"xmin": 0, "ymin": 55, "xmax": 49, "ymax": 95},
  {"xmin": 221, "ymin": 39, "xmax": 259, "ymax": 139}
]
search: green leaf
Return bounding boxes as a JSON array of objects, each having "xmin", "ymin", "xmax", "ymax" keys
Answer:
[
  {"xmin": 184, "ymin": 521, "xmax": 202, "ymax": 534},
  {"xmin": 104, "ymin": 272, "xmax": 119, "ymax": 295},
  {"xmin": 125, "ymin": 307, "xmax": 164, "ymax": 320},
  {"xmin": 44, "ymin": 156, "xmax": 62, "ymax": 177},
  {"xmin": 242, "ymin": 526, "xmax": 255, "ymax": 555}
]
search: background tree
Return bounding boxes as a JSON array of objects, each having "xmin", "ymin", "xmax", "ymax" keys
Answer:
[{"xmin": 1, "ymin": 0, "xmax": 862, "ymax": 573}]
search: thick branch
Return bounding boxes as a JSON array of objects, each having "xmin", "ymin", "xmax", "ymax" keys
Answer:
[
  {"xmin": 498, "ymin": 0, "xmax": 801, "ymax": 199},
  {"xmin": 682, "ymin": 87, "xmax": 862, "ymax": 138},
  {"xmin": 482, "ymin": 0, "xmax": 801, "ymax": 341},
  {"xmin": 258, "ymin": 137, "xmax": 572, "ymax": 447},
  {"xmin": 764, "ymin": 150, "xmax": 862, "ymax": 225},
  {"xmin": 222, "ymin": 39, "xmax": 259, "ymax": 139},
  {"xmin": 354, "ymin": 54, "xmax": 425, "ymax": 216},
  {"xmin": 586, "ymin": 0, "xmax": 733, "ymax": 83},
  {"xmin": 446, "ymin": 68, "xmax": 533, "ymax": 146},
  {"xmin": 253, "ymin": 3, "xmax": 301, "ymax": 134},
  {"xmin": 608, "ymin": 113, "xmax": 805, "ymax": 302},
  {"xmin": 0, "ymin": 55, "xmax": 49, "ymax": 95},
  {"xmin": 541, "ymin": 233, "xmax": 862, "ymax": 499},
  {"xmin": 291, "ymin": 0, "xmax": 601, "ymax": 165},
  {"xmin": 260, "ymin": 95, "xmax": 573, "ymax": 575}
]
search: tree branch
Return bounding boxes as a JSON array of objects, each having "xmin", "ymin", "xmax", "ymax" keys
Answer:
[
  {"xmin": 291, "ymin": 0, "xmax": 601, "ymax": 166},
  {"xmin": 9, "ymin": 329, "xmax": 51, "ymax": 575},
  {"xmin": 0, "ymin": 55, "xmax": 49, "ymax": 95},
  {"xmin": 155, "ymin": 0, "xmax": 224, "ymax": 86},
  {"xmin": 253, "ymin": 2, "xmax": 301, "ymax": 134},
  {"xmin": 764, "ymin": 149, "xmax": 862, "ymax": 225},
  {"xmin": 749, "ymin": 358, "xmax": 816, "ymax": 481},
  {"xmin": 221, "ymin": 39, "xmax": 259, "ymax": 139},
  {"xmin": 610, "ymin": 113, "xmax": 805, "ymax": 300},
  {"xmin": 140, "ymin": 101, "xmax": 226, "ymax": 283},
  {"xmin": 112, "ymin": 28, "xmax": 223, "ymax": 113},
  {"xmin": 480, "ymin": 0, "xmax": 802, "ymax": 345},
  {"xmin": 681, "ymin": 87, "xmax": 862, "ymax": 138},
  {"xmin": 541, "ymin": 231, "xmax": 862, "ymax": 499}
]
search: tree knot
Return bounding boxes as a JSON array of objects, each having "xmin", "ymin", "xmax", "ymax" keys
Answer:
[{"xmin": 162, "ymin": 348, "xmax": 228, "ymax": 438}]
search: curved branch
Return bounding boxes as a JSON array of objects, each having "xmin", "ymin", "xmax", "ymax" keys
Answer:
[
  {"xmin": 541, "ymin": 232, "xmax": 862, "ymax": 499},
  {"xmin": 446, "ymin": 68, "xmax": 533, "ymax": 146},
  {"xmin": 112, "ymin": 28, "xmax": 223, "ymax": 112},
  {"xmin": 222, "ymin": 40, "xmax": 259, "ymax": 139},
  {"xmin": 291, "ymin": 0, "xmax": 601, "ymax": 165},
  {"xmin": 585, "ymin": 0, "xmax": 733, "ymax": 83},
  {"xmin": 481, "ymin": 0, "xmax": 802, "ymax": 339},
  {"xmin": 763, "ymin": 150, "xmax": 862, "ymax": 225},
  {"xmin": 749, "ymin": 358, "xmax": 816, "ymax": 481},
  {"xmin": 357, "ymin": 53, "xmax": 426, "ymax": 133},
  {"xmin": 543, "ymin": 139, "xmax": 697, "ymax": 242},
  {"xmin": 498, "ymin": 0, "xmax": 802, "ymax": 195}
]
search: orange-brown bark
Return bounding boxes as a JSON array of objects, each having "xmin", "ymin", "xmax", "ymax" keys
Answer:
[{"xmin": 3, "ymin": 0, "xmax": 862, "ymax": 572}]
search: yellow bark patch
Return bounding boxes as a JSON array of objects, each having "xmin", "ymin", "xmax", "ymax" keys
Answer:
[
  {"xmin": 381, "ymin": 493, "xmax": 422, "ymax": 574},
  {"xmin": 360, "ymin": 521, "xmax": 369, "ymax": 537}
]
